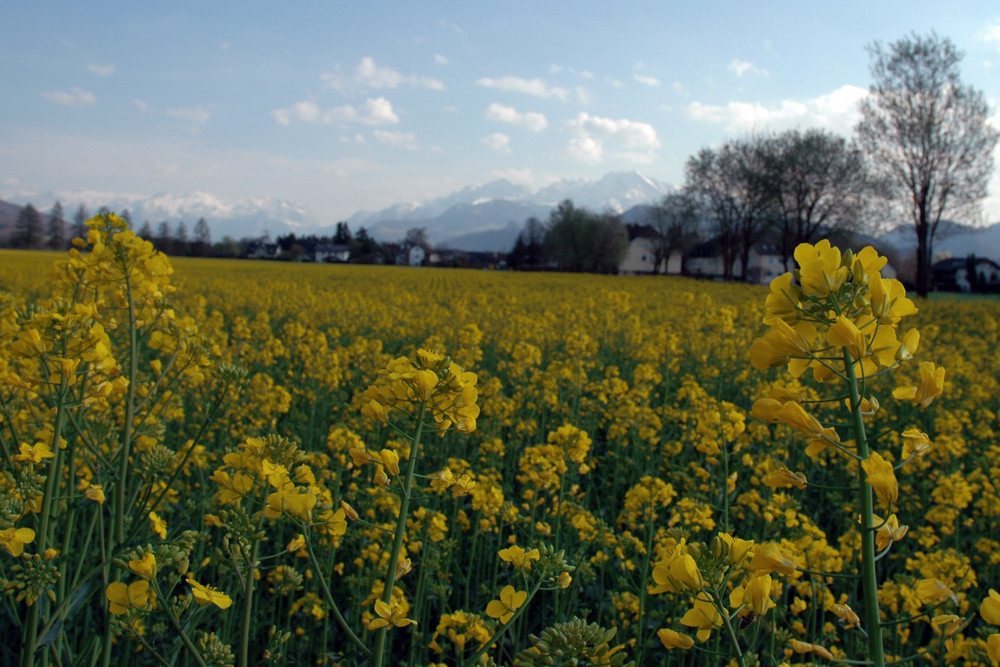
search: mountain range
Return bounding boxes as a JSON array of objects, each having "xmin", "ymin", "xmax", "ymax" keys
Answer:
[
  {"xmin": 6, "ymin": 172, "xmax": 1000, "ymax": 259},
  {"xmin": 1, "ymin": 171, "xmax": 673, "ymax": 252}
]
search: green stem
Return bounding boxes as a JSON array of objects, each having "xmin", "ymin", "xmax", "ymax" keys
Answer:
[
  {"xmin": 238, "ymin": 519, "xmax": 264, "ymax": 667},
  {"xmin": 463, "ymin": 576, "xmax": 546, "ymax": 667},
  {"xmin": 713, "ymin": 592, "xmax": 747, "ymax": 667},
  {"xmin": 21, "ymin": 384, "xmax": 68, "ymax": 667},
  {"xmin": 843, "ymin": 350, "xmax": 885, "ymax": 667},
  {"xmin": 303, "ymin": 532, "xmax": 371, "ymax": 657},
  {"xmin": 114, "ymin": 270, "xmax": 140, "ymax": 547},
  {"xmin": 372, "ymin": 403, "xmax": 426, "ymax": 667},
  {"xmin": 151, "ymin": 579, "xmax": 210, "ymax": 667}
]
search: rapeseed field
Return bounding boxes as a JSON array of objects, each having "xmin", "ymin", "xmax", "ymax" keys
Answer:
[{"xmin": 3, "ymin": 213, "xmax": 1000, "ymax": 666}]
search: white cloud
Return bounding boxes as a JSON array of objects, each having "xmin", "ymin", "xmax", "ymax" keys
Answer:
[
  {"xmin": 481, "ymin": 132, "xmax": 511, "ymax": 153},
  {"xmin": 434, "ymin": 53, "xmax": 449, "ymax": 65},
  {"xmin": 550, "ymin": 64, "xmax": 594, "ymax": 79},
  {"xmin": 728, "ymin": 59, "xmax": 769, "ymax": 78},
  {"xmin": 634, "ymin": 73, "xmax": 661, "ymax": 88},
  {"xmin": 153, "ymin": 161, "xmax": 181, "ymax": 177},
  {"xmin": 272, "ymin": 97, "xmax": 400, "ymax": 126},
  {"xmin": 40, "ymin": 87, "xmax": 96, "ymax": 107},
  {"xmin": 165, "ymin": 105, "xmax": 213, "ymax": 125},
  {"xmin": 132, "ymin": 99, "xmax": 150, "ymax": 112},
  {"xmin": 567, "ymin": 135, "xmax": 603, "ymax": 163},
  {"xmin": 475, "ymin": 75, "xmax": 569, "ymax": 100},
  {"xmin": 566, "ymin": 112, "xmax": 660, "ymax": 164},
  {"xmin": 483, "ymin": 103, "xmax": 548, "ymax": 131},
  {"xmin": 324, "ymin": 57, "xmax": 444, "ymax": 93},
  {"xmin": 686, "ymin": 84, "xmax": 868, "ymax": 135},
  {"xmin": 980, "ymin": 22, "xmax": 1000, "ymax": 48},
  {"xmin": 672, "ymin": 82, "xmax": 689, "ymax": 98},
  {"xmin": 633, "ymin": 62, "xmax": 660, "ymax": 87},
  {"xmin": 373, "ymin": 130, "xmax": 418, "ymax": 149},
  {"xmin": 87, "ymin": 63, "xmax": 115, "ymax": 76}
]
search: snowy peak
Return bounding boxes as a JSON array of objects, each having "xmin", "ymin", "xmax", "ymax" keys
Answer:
[{"xmin": 357, "ymin": 171, "xmax": 673, "ymax": 245}]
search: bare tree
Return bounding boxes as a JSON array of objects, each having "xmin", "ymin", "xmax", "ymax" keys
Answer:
[
  {"xmin": 763, "ymin": 129, "xmax": 868, "ymax": 269},
  {"xmin": 856, "ymin": 32, "xmax": 998, "ymax": 296},
  {"xmin": 685, "ymin": 139, "xmax": 771, "ymax": 280},
  {"xmin": 645, "ymin": 192, "xmax": 699, "ymax": 274}
]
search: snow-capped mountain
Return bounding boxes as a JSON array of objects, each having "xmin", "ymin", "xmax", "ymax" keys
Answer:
[
  {"xmin": 4, "ymin": 171, "xmax": 673, "ymax": 251},
  {"xmin": 2, "ymin": 190, "xmax": 319, "ymax": 240},
  {"xmin": 349, "ymin": 171, "xmax": 673, "ymax": 249}
]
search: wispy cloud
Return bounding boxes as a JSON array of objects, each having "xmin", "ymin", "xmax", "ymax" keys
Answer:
[
  {"xmin": 727, "ymin": 59, "xmax": 769, "ymax": 78},
  {"xmin": 634, "ymin": 73, "xmax": 661, "ymax": 87},
  {"xmin": 483, "ymin": 103, "xmax": 547, "ymax": 131},
  {"xmin": 87, "ymin": 63, "xmax": 115, "ymax": 77},
  {"xmin": 373, "ymin": 129, "xmax": 419, "ymax": 149},
  {"xmin": 164, "ymin": 105, "xmax": 213, "ymax": 125},
  {"xmin": 272, "ymin": 97, "xmax": 400, "ymax": 126},
  {"xmin": 476, "ymin": 75, "xmax": 569, "ymax": 100},
  {"xmin": 481, "ymin": 132, "xmax": 511, "ymax": 153},
  {"xmin": 434, "ymin": 53, "xmax": 449, "ymax": 65},
  {"xmin": 131, "ymin": 99, "xmax": 213, "ymax": 126},
  {"xmin": 323, "ymin": 57, "xmax": 444, "ymax": 94},
  {"xmin": 633, "ymin": 62, "xmax": 660, "ymax": 88},
  {"xmin": 981, "ymin": 22, "xmax": 1000, "ymax": 49},
  {"xmin": 550, "ymin": 64, "xmax": 595, "ymax": 79},
  {"xmin": 686, "ymin": 84, "xmax": 867, "ymax": 135},
  {"xmin": 566, "ymin": 112, "xmax": 660, "ymax": 164},
  {"xmin": 40, "ymin": 87, "xmax": 96, "ymax": 107}
]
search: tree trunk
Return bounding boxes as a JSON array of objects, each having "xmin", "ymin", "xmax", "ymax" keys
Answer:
[{"xmin": 915, "ymin": 222, "xmax": 931, "ymax": 297}]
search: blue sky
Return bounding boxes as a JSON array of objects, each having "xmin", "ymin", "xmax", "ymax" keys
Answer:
[{"xmin": 3, "ymin": 1, "xmax": 1000, "ymax": 224}]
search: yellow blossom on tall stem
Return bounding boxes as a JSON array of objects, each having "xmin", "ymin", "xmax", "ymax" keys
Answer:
[
  {"xmin": 0, "ymin": 527, "xmax": 36, "ymax": 557},
  {"xmin": 657, "ymin": 628, "xmax": 694, "ymax": 649},
  {"xmin": 187, "ymin": 577, "xmax": 233, "ymax": 609},
  {"xmin": 748, "ymin": 242, "xmax": 940, "ymax": 667},
  {"xmin": 485, "ymin": 585, "xmax": 527, "ymax": 624},
  {"xmin": 369, "ymin": 600, "xmax": 417, "ymax": 629},
  {"xmin": 106, "ymin": 580, "xmax": 152, "ymax": 615}
]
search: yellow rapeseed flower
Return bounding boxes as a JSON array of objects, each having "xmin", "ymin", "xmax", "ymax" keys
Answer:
[
  {"xmin": 128, "ymin": 553, "xmax": 157, "ymax": 580},
  {"xmin": 369, "ymin": 600, "xmax": 417, "ymax": 629},
  {"xmin": 106, "ymin": 580, "xmax": 151, "ymax": 615},
  {"xmin": 498, "ymin": 545, "xmax": 540, "ymax": 570},
  {"xmin": 0, "ymin": 527, "xmax": 36, "ymax": 557},
  {"xmin": 679, "ymin": 592, "xmax": 723, "ymax": 642},
  {"xmin": 861, "ymin": 451, "xmax": 898, "ymax": 506},
  {"xmin": 485, "ymin": 585, "xmax": 527, "ymax": 624},
  {"xmin": 187, "ymin": 577, "xmax": 232, "ymax": 609},
  {"xmin": 981, "ymin": 590, "xmax": 1000, "ymax": 626},
  {"xmin": 148, "ymin": 511, "xmax": 167, "ymax": 539},
  {"xmin": 657, "ymin": 628, "xmax": 694, "ymax": 649},
  {"xmin": 892, "ymin": 361, "xmax": 945, "ymax": 408}
]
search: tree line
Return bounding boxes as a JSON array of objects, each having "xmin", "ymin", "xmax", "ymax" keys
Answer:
[
  {"xmin": 4, "ymin": 203, "xmax": 216, "ymax": 257},
  {"xmin": 2, "ymin": 204, "xmax": 438, "ymax": 266},
  {"xmin": 511, "ymin": 32, "xmax": 998, "ymax": 297}
]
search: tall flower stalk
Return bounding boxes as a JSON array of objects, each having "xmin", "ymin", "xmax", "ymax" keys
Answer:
[{"xmin": 749, "ymin": 240, "xmax": 942, "ymax": 665}]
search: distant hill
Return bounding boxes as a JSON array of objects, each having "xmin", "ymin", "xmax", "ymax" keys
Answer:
[
  {"xmin": 877, "ymin": 221, "xmax": 1000, "ymax": 263},
  {"xmin": 4, "ymin": 171, "xmax": 675, "ymax": 251},
  {"xmin": 0, "ymin": 200, "xmax": 21, "ymax": 243},
  {"xmin": 349, "ymin": 171, "xmax": 674, "ymax": 251}
]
